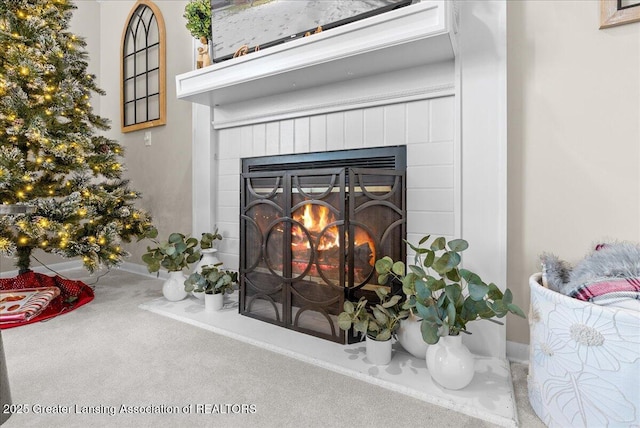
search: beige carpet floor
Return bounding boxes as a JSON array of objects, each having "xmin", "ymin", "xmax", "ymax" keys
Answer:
[{"xmin": 1, "ymin": 268, "xmax": 545, "ymax": 427}]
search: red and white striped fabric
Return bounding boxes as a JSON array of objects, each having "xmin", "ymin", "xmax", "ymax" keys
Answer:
[
  {"xmin": 570, "ymin": 277, "xmax": 640, "ymax": 301},
  {"xmin": 0, "ymin": 271, "xmax": 94, "ymax": 328},
  {"xmin": 0, "ymin": 287, "xmax": 60, "ymax": 324}
]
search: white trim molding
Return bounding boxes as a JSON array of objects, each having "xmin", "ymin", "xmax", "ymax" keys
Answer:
[
  {"xmin": 212, "ymin": 66, "xmax": 455, "ymax": 129},
  {"xmin": 506, "ymin": 341, "xmax": 530, "ymax": 364},
  {"xmin": 118, "ymin": 262, "xmax": 169, "ymax": 280},
  {"xmin": 0, "ymin": 260, "xmax": 83, "ymax": 278}
]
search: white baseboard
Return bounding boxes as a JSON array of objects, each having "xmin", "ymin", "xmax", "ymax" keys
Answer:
[
  {"xmin": 0, "ymin": 260, "xmax": 83, "ymax": 278},
  {"xmin": 117, "ymin": 262, "xmax": 168, "ymax": 279},
  {"xmin": 506, "ymin": 340, "xmax": 529, "ymax": 364},
  {"xmin": 0, "ymin": 260, "xmax": 168, "ymax": 280}
]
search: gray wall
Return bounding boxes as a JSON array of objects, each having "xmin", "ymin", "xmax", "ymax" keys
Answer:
[{"xmin": 97, "ymin": 1, "xmax": 193, "ymax": 265}]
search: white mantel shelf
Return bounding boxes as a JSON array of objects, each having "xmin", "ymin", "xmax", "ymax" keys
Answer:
[{"xmin": 176, "ymin": 1, "xmax": 456, "ymax": 107}]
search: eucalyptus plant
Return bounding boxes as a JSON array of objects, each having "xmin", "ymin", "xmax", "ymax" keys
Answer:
[
  {"xmin": 184, "ymin": 264, "xmax": 238, "ymax": 295},
  {"xmin": 375, "ymin": 235, "xmax": 526, "ymax": 344},
  {"xmin": 200, "ymin": 228, "xmax": 223, "ymax": 250},
  {"xmin": 338, "ymin": 288, "xmax": 408, "ymax": 341},
  {"xmin": 141, "ymin": 232, "xmax": 200, "ymax": 273}
]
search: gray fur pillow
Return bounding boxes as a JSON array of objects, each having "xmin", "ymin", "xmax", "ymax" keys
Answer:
[
  {"xmin": 540, "ymin": 252, "xmax": 571, "ymax": 294},
  {"xmin": 539, "ymin": 242, "xmax": 640, "ymax": 296}
]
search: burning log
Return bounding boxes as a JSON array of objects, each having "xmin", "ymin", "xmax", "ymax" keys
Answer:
[{"xmin": 353, "ymin": 242, "xmax": 374, "ymax": 267}]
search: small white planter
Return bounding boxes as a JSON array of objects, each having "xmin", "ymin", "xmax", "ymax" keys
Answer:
[
  {"xmin": 204, "ymin": 293, "xmax": 224, "ymax": 312},
  {"xmin": 193, "ymin": 248, "xmax": 221, "ymax": 273},
  {"xmin": 365, "ymin": 336, "xmax": 392, "ymax": 365},
  {"xmin": 192, "ymin": 249, "xmax": 221, "ymax": 299},
  {"xmin": 397, "ymin": 314, "xmax": 428, "ymax": 359},
  {"xmin": 426, "ymin": 335, "xmax": 475, "ymax": 390},
  {"xmin": 162, "ymin": 271, "xmax": 187, "ymax": 302}
]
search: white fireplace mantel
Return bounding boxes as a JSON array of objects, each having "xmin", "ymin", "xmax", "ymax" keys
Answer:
[{"xmin": 176, "ymin": 1, "xmax": 457, "ymax": 107}]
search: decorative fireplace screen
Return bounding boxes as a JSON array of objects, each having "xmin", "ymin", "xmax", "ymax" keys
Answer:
[{"xmin": 239, "ymin": 147, "xmax": 406, "ymax": 343}]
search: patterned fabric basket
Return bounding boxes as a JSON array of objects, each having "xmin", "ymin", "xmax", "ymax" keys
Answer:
[{"xmin": 528, "ymin": 273, "xmax": 640, "ymax": 427}]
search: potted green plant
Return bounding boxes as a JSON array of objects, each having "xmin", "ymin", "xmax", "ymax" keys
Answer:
[
  {"xmin": 375, "ymin": 235, "xmax": 526, "ymax": 388},
  {"xmin": 199, "ymin": 227, "xmax": 222, "ymax": 249},
  {"xmin": 184, "ymin": 0, "xmax": 211, "ymax": 40},
  {"xmin": 184, "ymin": 264, "xmax": 238, "ymax": 311},
  {"xmin": 190, "ymin": 228, "xmax": 224, "ymax": 300},
  {"xmin": 338, "ymin": 288, "xmax": 408, "ymax": 365},
  {"xmin": 183, "ymin": 0, "xmax": 212, "ymax": 68},
  {"xmin": 141, "ymin": 232, "xmax": 201, "ymax": 302}
]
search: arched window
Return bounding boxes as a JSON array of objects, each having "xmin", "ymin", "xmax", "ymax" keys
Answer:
[{"xmin": 121, "ymin": 0, "xmax": 166, "ymax": 133}]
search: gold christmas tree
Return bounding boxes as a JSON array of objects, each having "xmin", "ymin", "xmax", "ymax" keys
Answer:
[{"xmin": 0, "ymin": 0, "xmax": 155, "ymax": 273}]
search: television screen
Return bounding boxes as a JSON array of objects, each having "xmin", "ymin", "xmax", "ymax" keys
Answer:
[{"xmin": 210, "ymin": 0, "xmax": 413, "ymax": 63}]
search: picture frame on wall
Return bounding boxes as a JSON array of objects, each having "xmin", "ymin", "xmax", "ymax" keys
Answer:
[{"xmin": 600, "ymin": 0, "xmax": 640, "ymax": 28}]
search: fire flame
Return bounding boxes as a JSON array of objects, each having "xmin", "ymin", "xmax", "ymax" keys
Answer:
[
  {"xmin": 291, "ymin": 204, "xmax": 374, "ymax": 265},
  {"xmin": 293, "ymin": 204, "xmax": 338, "ymax": 250},
  {"xmin": 297, "ymin": 204, "xmax": 330, "ymax": 233},
  {"xmin": 291, "ymin": 204, "xmax": 340, "ymax": 251}
]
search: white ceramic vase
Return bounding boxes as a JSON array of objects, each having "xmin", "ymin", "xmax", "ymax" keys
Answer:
[
  {"xmin": 194, "ymin": 248, "xmax": 221, "ymax": 272},
  {"xmin": 397, "ymin": 314, "xmax": 428, "ymax": 359},
  {"xmin": 365, "ymin": 336, "xmax": 393, "ymax": 365},
  {"xmin": 426, "ymin": 335, "xmax": 475, "ymax": 390},
  {"xmin": 162, "ymin": 271, "xmax": 188, "ymax": 302},
  {"xmin": 192, "ymin": 248, "xmax": 221, "ymax": 300},
  {"xmin": 204, "ymin": 293, "xmax": 224, "ymax": 312}
]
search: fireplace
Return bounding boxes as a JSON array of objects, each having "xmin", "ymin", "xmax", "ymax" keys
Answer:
[
  {"xmin": 179, "ymin": 0, "xmax": 509, "ymax": 358},
  {"xmin": 239, "ymin": 146, "xmax": 406, "ymax": 343}
]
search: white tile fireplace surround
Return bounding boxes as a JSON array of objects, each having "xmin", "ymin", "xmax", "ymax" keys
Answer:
[{"xmin": 177, "ymin": 1, "xmax": 507, "ymax": 358}]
